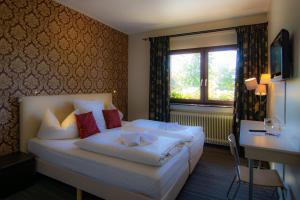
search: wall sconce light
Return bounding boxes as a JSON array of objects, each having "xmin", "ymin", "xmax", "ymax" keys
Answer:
[
  {"xmin": 260, "ymin": 74, "xmax": 271, "ymax": 85},
  {"xmin": 244, "ymin": 73, "xmax": 270, "ymax": 121},
  {"xmin": 245, "ymin": 78, "xmax": 258, "ymax": 90},
  {"xmin": 255, "ymin": 84, "xmax": 267, "ymax": 96},
  {"xmin": 255, "ymin": 84, "xmax": 267, "ymax": 117}
]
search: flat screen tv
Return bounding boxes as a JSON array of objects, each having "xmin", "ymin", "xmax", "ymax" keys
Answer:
[{"xmin": 270, "ymin": 29, "xmax": 292, "ymax": 81}]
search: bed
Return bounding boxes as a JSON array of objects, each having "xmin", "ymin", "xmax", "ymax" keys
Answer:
[
  {"xmin": 125, "ymin": 119, "xmax": 204, "ymax": 173},
  {"xmin": 19, "ymin": 93, "xmax": 204, "ymax": 200}
]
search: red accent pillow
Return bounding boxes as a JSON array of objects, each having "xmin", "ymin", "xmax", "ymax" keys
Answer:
[
  {"xmin": 75, "ymin": 112, "xmax": 100, "ymax": 138},
  {"xmin": 102, "ymin": 109, "xmax": 122, "ymax": 129}
]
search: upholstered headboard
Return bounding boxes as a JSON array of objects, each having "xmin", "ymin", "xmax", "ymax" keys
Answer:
[{"xmin": 19, "ymin": 93, "xmax": 112, "ymax": 152}]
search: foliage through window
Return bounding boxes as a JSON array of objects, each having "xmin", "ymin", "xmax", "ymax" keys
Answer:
[
  {"xmin": 170, "ymin": 53, "xmax": 201, "ymax": 100},
  {"xmin": 170, "ymin": 46, "xmax": 237, "ymax": 105}
]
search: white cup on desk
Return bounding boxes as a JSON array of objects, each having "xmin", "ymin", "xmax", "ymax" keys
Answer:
[{"xmin": 264, "ymin": 117, "xmax": 282, "ymax": 136}]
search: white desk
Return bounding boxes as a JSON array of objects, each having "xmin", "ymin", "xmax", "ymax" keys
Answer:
[{"xmin": 239, "ymin": 120, "xmax": 300, "ymax": 200}]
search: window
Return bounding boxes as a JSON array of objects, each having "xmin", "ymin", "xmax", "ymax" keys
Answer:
[
  {"xmin": 170, "ymin": 45, "xmax": 237, "ymax": 105},
  {"xmin": 170, "ymin": 52, "xmax": 201, "ymax": 100}
]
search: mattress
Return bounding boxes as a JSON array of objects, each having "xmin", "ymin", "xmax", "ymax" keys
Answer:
[
  {"xmin": 28, "ymin": 138, "xmax": 189, "ymax": 199},
  {"xmin": 189, "ymin": 133, "xmax": 204, "ymax": 172}
]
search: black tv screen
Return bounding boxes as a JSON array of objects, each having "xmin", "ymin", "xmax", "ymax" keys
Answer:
[
  {"xmin": 270, "ymin": 29, "xmax": 291, "ymax": 80},
  {"xmin": 271, "ymin": 44, "xmax": 282, "ymax": 77}
]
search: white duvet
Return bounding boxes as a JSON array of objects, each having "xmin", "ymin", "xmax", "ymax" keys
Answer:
[
  {"xmin": 122, "ymin": 119, "xmax": 205, "ymax": 171},
  {"xmin": 126, "ymin": 119, "xmax": 200, "ymax": 142},
  {"xmin": 75, "ymin": 130, "xmax": 184, "ymax": 166}
]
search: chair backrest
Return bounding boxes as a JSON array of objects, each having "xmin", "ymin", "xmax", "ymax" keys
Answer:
[{"xmin": 228, "ymin": 134, "xmax": 241, "ymax": 180}]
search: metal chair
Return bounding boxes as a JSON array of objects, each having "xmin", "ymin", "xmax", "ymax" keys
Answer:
[{"xmin": 226, "ymin": 134, "xmax": 285, "ymax": 200}]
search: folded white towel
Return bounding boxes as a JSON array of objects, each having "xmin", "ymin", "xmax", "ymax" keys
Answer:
[
  {"xmin": 141, "ymin": 133, "xmax": 157, "ymax": 145},
  {"xmin": 120, "ymin": 133, "xmax": 158, "ymax": 147},
  {"xmin": 120, "ymin": 133, "xmax": 141, "ymax": 147}
]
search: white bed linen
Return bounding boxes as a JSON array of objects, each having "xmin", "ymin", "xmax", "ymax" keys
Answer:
[
  {"xmin": 75, "ymin": 131, "xmax": 183, "ymax": 166},
  {"xmin": 129, "ymin": 119, "xmax": 202, "ymax": 141},
  {"xmin": 189, "ymin": 133, "xmax": 204, "ymax": 172},
  {"xmin": 28, "ymin": 138, "xmax": 189, "ymax": 199},
  {"xmin": 122, "ymin": 120, "xmax": 205, "ymax": 172}
]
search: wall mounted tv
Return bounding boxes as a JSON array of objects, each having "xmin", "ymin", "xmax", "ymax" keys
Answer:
[{"xmin": 270, "ymin": 29, "xmax": 292, "ymax": 81}]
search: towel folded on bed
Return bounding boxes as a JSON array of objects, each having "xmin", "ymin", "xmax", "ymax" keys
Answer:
[
  {"xmin": 75, "ymin": 130, "xmax": 183, "ymax": 166},
  {"xmin": 120, "ymin": 133, "xmax": 141, "ymax": 146},
  {"xmin": 120, "ymin": 133, "xmax": 158, "ymax": 147},
  {"xmin": 141, "ymin": 133, "xmax": 158, "ymax": 144}
]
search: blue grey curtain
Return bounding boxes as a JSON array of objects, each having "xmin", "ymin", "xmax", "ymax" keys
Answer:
[
  {"xmin": 149, "ymin": 36, "xmax": 170, "ymax": 121},
  {"xmin": 233, "ymin": 23, "xmax": 268, "ymax": 141}
]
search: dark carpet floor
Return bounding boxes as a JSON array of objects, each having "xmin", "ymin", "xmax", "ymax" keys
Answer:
[{"xmin": 4, "ymin": 146, "xmax": 274, "ymax": 200}]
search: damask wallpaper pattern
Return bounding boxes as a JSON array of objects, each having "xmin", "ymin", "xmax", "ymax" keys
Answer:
[{"xmin": 0, "ymin": 0, "xmax": 128, "ymax": 155}]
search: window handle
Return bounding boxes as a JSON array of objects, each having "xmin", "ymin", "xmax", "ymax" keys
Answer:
[
  {"xmin": 200, "ymin": 79, "xmax": 203, "ymax": 87},
  {"xmin": 205, "ymin": 79, "xmax": 208, "ymax": 87}
]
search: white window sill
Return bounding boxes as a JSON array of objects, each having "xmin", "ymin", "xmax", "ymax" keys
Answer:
[{"xmin": 170, "ymin": 103, "xmax": 233, "ymax": 113}]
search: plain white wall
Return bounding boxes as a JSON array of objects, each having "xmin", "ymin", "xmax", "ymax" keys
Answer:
[
  {"xmin": 128, "ymin": 14, "xmax": 268, "ymax": 120},
  {"xmin": 268, "ymin": 0, "xmax": 300, "ymax": 199},
  {"xmin": 128, "ymin": 35, "xmax": 150, "ymax": 120}
]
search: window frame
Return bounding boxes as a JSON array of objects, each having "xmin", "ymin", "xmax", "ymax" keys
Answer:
[{"xmin": 169, "ymin": 45, "xmax": 237, "ymax": 106}]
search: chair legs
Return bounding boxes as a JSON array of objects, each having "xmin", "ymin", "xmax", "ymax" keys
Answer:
[
  {"xmin": 271, "ymin": 188, "xmax": 277, "ymax": 199},
  {"xmin": 231, "ymin": 182, "xmax": 241, "ymax": 200},
  {"xmin": 281, "ymin": 187, "xmax": 285, "ymax": 200},
  {"xmin": 226, "ymin": 176, "xmax": 241, "ymax": 200},
  {"xmin": 270, "ymin": 187, "xmax": 286, "ymax": 200},
  {"xmin": 226, "ymin": 175, "xmax": 236, "ymax": 198},
  {"xmin": 227, "ymin": 179, "xmax": 285, "ymax": 200}
]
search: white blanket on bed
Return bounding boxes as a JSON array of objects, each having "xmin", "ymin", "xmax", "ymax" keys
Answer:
[
  {"xmin": 125, "ymin": 119, "xmax": 198, "ymax": 142},
  {"xmin": 75, "ymin": 130, "xmax": 184, "ymax": 166}
]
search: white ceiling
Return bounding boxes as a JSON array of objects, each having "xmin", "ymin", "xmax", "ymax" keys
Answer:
[{"xmin": 56, "ymin": 0, "xmax": 270, "ymax": 34}]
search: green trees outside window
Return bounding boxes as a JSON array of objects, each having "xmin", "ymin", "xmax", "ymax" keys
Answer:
[
  {"xmin": 170, "ymin": 53, "xmax": 201, "ymax": 100},
  {"xmin": 170, "ymin": 46, "xmax": 237, "ymax": 105},
  {"xmin": 208, "ymin": 50, "xmax": 236, "ymax": 101}
]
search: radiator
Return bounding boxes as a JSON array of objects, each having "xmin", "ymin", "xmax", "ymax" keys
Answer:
[{"xmin": 170, "ymin": 111, "xmax": 233, "ymax": 146}]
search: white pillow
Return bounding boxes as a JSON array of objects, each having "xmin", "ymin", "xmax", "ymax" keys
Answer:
[
  {"xmin": 37, "ymin": 109, "xmax": 79, "ymax": 139},
  {"xmin": 109, "ymin": 103, "xmax": 124, "ymax": 120},
  {"xmin": 73, "ymin": 100, "xmax": 106, "ymax": 131}
]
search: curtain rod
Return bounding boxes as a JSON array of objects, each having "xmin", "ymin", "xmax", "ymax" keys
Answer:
[{"xmin": 142, "ymin": 22, "xmax": 267, "ymax": 41}]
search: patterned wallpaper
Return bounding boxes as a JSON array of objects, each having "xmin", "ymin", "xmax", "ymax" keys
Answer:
[{"xmin": 0, "ymin": 0, "xmax": 128, "ymax": 155}]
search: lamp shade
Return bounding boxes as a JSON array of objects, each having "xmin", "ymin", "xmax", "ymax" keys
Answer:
[
  {"xmin": 255, "ymin": 84, "xmax": 267, "ymax": 96},
  {"xmin": 260, "ymin": 74, "xmax": 271, "ymax": 84},
  {"xmin": 245, "ymin": 78, "xmax": 258, "ymax": 90}
]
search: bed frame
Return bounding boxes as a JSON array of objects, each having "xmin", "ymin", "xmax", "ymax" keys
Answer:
[{"xmin": 19, "ymin": 93, "xmax": 189, "ymax": 200}]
